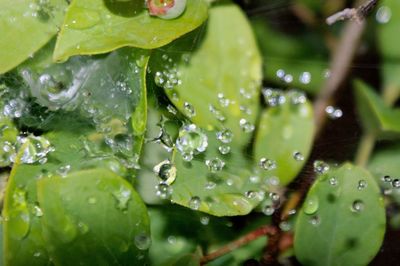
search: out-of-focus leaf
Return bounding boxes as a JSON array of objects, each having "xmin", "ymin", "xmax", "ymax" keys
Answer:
[
  {"xmin": 368, "ymin": 144, "xmax": 400, "ymax": 204},
  {"xmin": 251, "ymin": 19, "xmax": 328, "ymax": 94},
  {"xmin": 254, "ymin": 95, "xmax": 315, "ymax": 185},
  {"xmin": 54, "ymin": 0, "xmax": 208, "ymax": 62},
  {"xmin": 377, "ymin": 0, "xmax": 400, "ymax": 60},
  {"xmin": 170, "ymin": 254, "xmax": 201, "ymax": 266},
  {"xmin": 294, "ymin": 163, "xmax": 386, "ymax": 266},
  {"xmin": 37, "ymin": 168, "xmax": 150, "ymax": 266},
  {"xmin": 151, "ymin": 3, "xmax": 262, "ymax": 147},
  {"xmin": 0, "ymin": 0, "xmax": 67, "ymax": 74},
  {"xmin": 354, "ymin": 79, "xmax": 400, "ymax": 140}
]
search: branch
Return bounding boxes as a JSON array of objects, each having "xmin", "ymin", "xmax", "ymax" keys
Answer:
[
  {"xmin": 326, "ymin": 0, "xmax": 378, "ymax": 25},
  {"xmin": 200, "ymin": 225, "xmax": 278, "ymax": 265}
]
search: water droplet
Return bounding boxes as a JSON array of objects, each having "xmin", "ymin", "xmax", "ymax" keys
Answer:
[
  {"xmin": 276, "ymin": 69, "xmax": 285, "ymax": 79},
  {"xmin": 262, "ymin": 88, "xmax": 286, "ymax": 107},
  {"xmin": 245, "ymin": 191, "xmax": 257, "ymax": 199},
  {"xmin": 3, "ymin": 99, "xmax": 26, "ymax": 118},
  {"xmin": 358, "ymin": 180, "xmax": 367, "ymax": 190},
  {"xmin": 200, "ymin": 216, "xmax": 210, "ymax": 225},
  {"xmin": 269, "ymin": 192, "xmax": 280, "ymax": 203},
  {"xmin": 155, "ymin": 182, "xmax": 173, "ymax": 199},
  {"xmin": 189, "ymin": 196, "xmax": 201, "ymax": 210},
  {"xmin": 279, "ymin": 221, "xmax": 291, "ymax": 231},
  {"xmin": 329, "ymin": 177, "xmax": 338, "ymax": 186},
  {"xmin": 68, "ymin": 8, "xmax": 100, "ymax": 29},
  {"xmin": 9, "ymin": 188, "xmax": 30, "ymax": 239},
  {"xmin": 288, "ymin": 90, "xmax": 307, "ymax": 105},
  {"xmin": 303, "ymin": 195, "xmax": 319, "ymax": 215},
  {"xmin": 239, "ymin": 118, "xmax": 255, "ymax": 133},
  {"xmin": 176, "ymin": 124, "xmax": 208, "ymax": 161},
  {"xmin": 77, "ymin": 221, "xmax": 89, "ymax": 234},
  {"xmin": 209, "ymin": 104, "xmax": 226, "ymax": 121},
  {"xmin": 325, "ymin": 106, "xmax": 343, "ymax": 119},
  {"xmin": 134, "ymin": 233, "xmax": 151, "ymax": 250},
  {"xmin": 299, "ymin": 72, "xmax": 311, "ymax": 84},
  {"xmin": 218, "ymin": 145, "xmax": 231, "ymax": 155},
  {"xmin": 19, "ymin": 135, "xmax": 54, "ymax": 164},
  {"xmin": 32, "ymin": 205, "xmax": 43, "ymax": 217},
  {"xmin": 259, "ymin": 158, "xmax": 277, "ymax": 171},
  {"xmin": 153, "ymin": 160, "xmax": 177, "ymax": 185},
  {"xmin": 382, "ymin": 175, "xmax": 392, "ymax": 183},
  {"xmin": 217, "ymin": 93, "xmax": 230, "ymax": 107},
  {"xmin": 87, "ymin": 196, "xmax": 97, "ymax": 204},
  {"xmin": 262, "ymin": 205, "xmax": 275, "ymax": 216},
  {"xmin": 309, "ymin": 216, "xmax": 321, "ymax": 226},
  {"xmin": 205, "ymin": 157, "xmax": 225, "ymax": 173},
  {"xmin": 183, "ymin": 102, "xmax": 196, "ymax": 118},
  {"xmin": 392, "ymin": 179, "xmax": 400, "ymax": 188},
  {"xmin": 313, "ymin": 160, "xmax": 329, "ymax": 174},
  {"xmin": 293, "ymin": 151, "xmax": 304, "ymax": 161},
  {"xmin": 57, "ymin": 165, "xmax": 71, "ymax": 177},
  {"xmin": 216, "ymin": 129, "xmax": 233, "ymax": 143},
  {"xmin": 0, "ymin": 141, "xmax": 16, "ymax": 166},
  {"xmin": 111, "ymin": 185, "xmax": 132, "ymax": 210},
  {"xmin": 351, "ymin": 200, "xmax": 364, "ymax": 213},
  {"xmin": 376, "ymin": 6, "xmax": 391, "ymax": 24},
  {"xmin": 205, "ymin": 181, "xmax": 216, "ymax": 190}
]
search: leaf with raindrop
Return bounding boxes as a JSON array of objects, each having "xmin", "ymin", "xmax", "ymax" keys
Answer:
[
  {"xmin": 294, "ymin": 163, "xmax": 386, "ymax": 266},
  {"xmin": 354, "ymin": 79, "xmax": 400, "ymax": 140},
  {"xmin": 251, "ymin": 19, "xmax": 328, "ymax": 95},
  {"xmin": 149, "ymin": 3, "xmax": 262, "ymax": 147},
  {"xmin": 36, "ymin": 168, "xmax": 150, "ymax": 265},
  {"xmin": 254, "ymin": 91, "xmax": 315, "ymax": 185},
  {"xmin": 0, "ymin": 0, "xmax": 67, "ymax": 74},
  {"xmin": 368, "ymin": 144, "xmax": 400, "ymax": 205},
  {"xmin": 53, "ymin": 0, "xmax": 208, "ymax": 62}
]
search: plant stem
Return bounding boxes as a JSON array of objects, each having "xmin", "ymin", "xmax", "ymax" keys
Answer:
[
  {"xmin": 355, "ymin": 131, "xmax": 376, "ymax": 167},
  {"xmin": 200, "ymin": 225, "xmax": 277, "ymax": 265}
]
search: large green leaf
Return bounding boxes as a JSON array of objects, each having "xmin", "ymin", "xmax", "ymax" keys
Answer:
[
  {"xmin": 151, "ymin": 3, "xmax": 262, "ymax": 147},
  {"xmin": 254, "ymin": 95, "xmax": 314, "ymax": 185},
  {"xmin": 0, "ymin": 0, "xmax": 67, "ymax": 74},
  {"xmin": 53, "ymin": 0, "xmax": 208, "ymax": 62},
  {"xmin": 37, "ymin": 168, "xmax": 150, "ymax": 266},
  {"xmin": 354, "ymin": 80, "xmax": 400, "ymax": 140},
  {"xmin": 294, "ymin": 163, "xmax": 386, "ymax": 266}
]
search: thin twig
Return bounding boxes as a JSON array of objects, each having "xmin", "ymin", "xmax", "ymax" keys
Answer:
[
  {"xmin": 326, "ymin": 0, "xmax": 378, "ymax": 25},
  {"xmin": 200, "ymin": 225, "xmax": 277, "ymax": 265}
]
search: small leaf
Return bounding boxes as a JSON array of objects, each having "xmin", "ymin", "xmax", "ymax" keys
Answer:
[
  {"xmin": 368, "ymin": 144, "xmax": 400, "ymax": 205},
  {"xmin": 254, "ymin": 94, "xmax": 315, "ymax": 185},
  {"xmin": 54, "ymin": 0, "xmax": 208, "ymax": 62},
  {"xmin": 150, "ymin": 3, "xmax": 262, "ymax": 147},
  {"xmin": 354, "ymin": 79, "xmax": 400, "ymax": 139},
  {"xmin": 0, "ymin": 0, "xmax": 67, "ymax": 73},
  {"xmin": 294, "ymin": 163, "xmax": 386, "ymax": 266},
  {"xmin": 377, "ymin": 0, "xmax": 400, "ymax": 60},
  {"xmin": 37, "ymin": 169, "xmax": 150, "ymax": 266}
]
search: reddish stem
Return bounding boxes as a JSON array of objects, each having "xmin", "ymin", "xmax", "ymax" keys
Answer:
[{"xmin": 200, "ymin": 225, "xmax": 278, "ymax": 265}]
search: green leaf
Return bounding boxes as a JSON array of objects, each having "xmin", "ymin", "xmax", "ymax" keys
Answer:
[
  {"xmin": 170, "ymin": 132, "xmax": 263, "ymax": 216},
  {"xmin": 151, "ymin": 3, "xmax": 262, "ymax": 147},
  {"xmin": 0, "ymin": 0, "xmax": 67, "ymax": 74},
  {"xmin": 36, "ymin": 168, "xmax": 150, "ymax": 266},
  {"xmin": 354, "ymin": 79, "xmax": 400, "ymax": 140},
  {"xmin": 170, "ymin": 254, "xmax": 201, "ymax": 266},
  {"xmin": 294, "ymin": 163, "xmax": 386, "ymax": 266},
  {"xmin": 368, "ymin": 144, "xmax": 400, "ymax": 205},
  {"xmin": 54, "ymin": 0, "xmax": 208, "ymax": 62},
  {"xmin": 377, "ymin": 0, "xmax": 400, "ymax": 60},
  {"xmin": 254, "ymin": 95, "xmax": 315, "ymax": 185},
  {"xmin": 251, "ymin": 19, "xmax": 328, "ymax": 94}
]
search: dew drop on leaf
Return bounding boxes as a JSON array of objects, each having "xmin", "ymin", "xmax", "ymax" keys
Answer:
[
  {"xmin": 351, "ymin": 200, "xmax": 364, "ymax": 213},
  {"xmin": 259, "ymin": 158, "xmax": 277, "ymax": 171},
  {"xmin": 134, "ymin": 233, "xmax": 151, "ymax": 250},
  {"xmin": 303, "ymin": 195, "xmax": 319, "ymax": 215},
  {"xmin": 205, "ymin": 157, "xmax": 225, "ymax": 173},
  {"xmin": 189, "ymin": 196, "xmax": 201, "ymax": 210},
  {"xmin": 155, "ymin": 182, "xmax": 173, "ymax": 199},
  {"xmin": 313, "ymin": 160, "xmax": 329, "ymax": 175}
]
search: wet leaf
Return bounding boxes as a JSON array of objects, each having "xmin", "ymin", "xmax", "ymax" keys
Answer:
[
  {"xmin": 170, "ymin": 131, "xmax": 264, "ymax": 216},
  {"xmin": 0, "ymin": 0, "xmax": 67, "ymax": 74},
  {"xmin": 54, "ymin": 0, "xmax": 208, "ymax": 62},
  {"xmin": 151, "ymin": 3, "xmax": 262, "ymax": 147},
  {"xmin": 254, "ymin": 95, "xmax": 315, "ymax": 185},
  {"xmin": 252, "ymin": 19, "xmax": 328, "ymax": 94},
  {"xmin": 368, "ymin": 144, "xmax": 400, "ymax": 205},
  {"xmin": 354, "ymin": 79, "xmax": 400, "ymax": 140},
  {"xmin": 37, "ymin": 168, "xmax": 150, "ymax": 266},
  {"xmin": 294, "ymin": 163, "xmax": 386, "ymax": 266}
]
